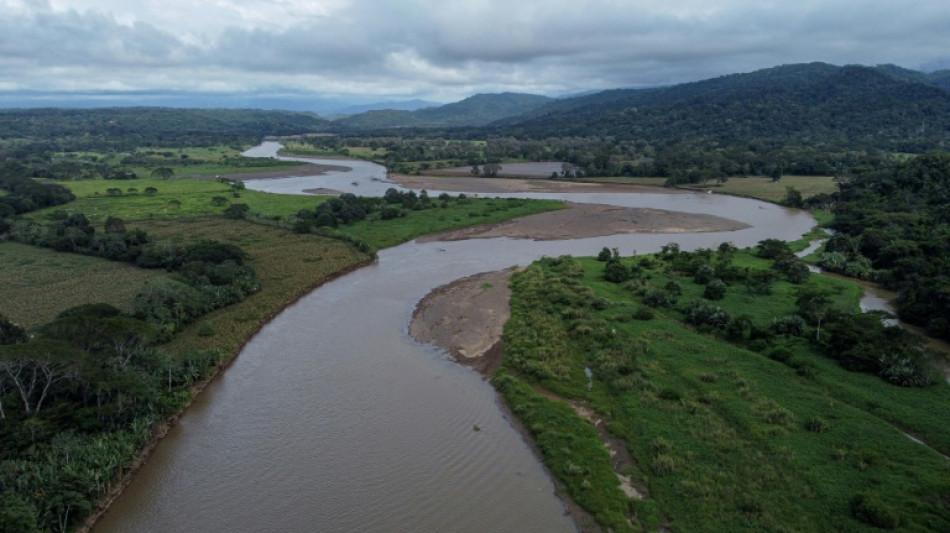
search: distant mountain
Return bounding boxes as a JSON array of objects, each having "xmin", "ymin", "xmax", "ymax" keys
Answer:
[
  {"xmin": 929, "ymin": 70, "xmax": 950, "ymax": 92},
  {"xmin": 330, "ymin": 99, "xmax": 441, "ymax": 116},
  {"xmin": 333, "ymin": 92, "xmax": 554, "ymax": 129},
  {"xmin": 496, "ymin": 63, "xmax": 950, "ymax": 151}
]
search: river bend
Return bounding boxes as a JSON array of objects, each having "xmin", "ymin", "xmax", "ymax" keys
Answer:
[{"xmin": 92, "ymin": 144, "xmax": 814, "ymax": 532}]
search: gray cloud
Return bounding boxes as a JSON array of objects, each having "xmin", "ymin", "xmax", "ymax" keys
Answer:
[{"xmin": 1, "ymin": 0, "xmax": 948, "ymax": 101}]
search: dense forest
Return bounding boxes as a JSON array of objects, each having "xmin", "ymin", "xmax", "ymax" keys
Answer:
[
  {"xmin": 830, "ymin": 153, "xmax": 950, "ymax": 341},
  {"xmin": 0, "ymin": 108, "xmax": 330, "ymax": 154}
]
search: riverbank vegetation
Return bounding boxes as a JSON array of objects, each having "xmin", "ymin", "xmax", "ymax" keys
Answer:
[
  {"xmin": 499, "ymin": 249, "xmax": 949, "ymax": 532},
  {"xmin": 829, "ymin": 152, "xmax": 950, "ymax": 342}
]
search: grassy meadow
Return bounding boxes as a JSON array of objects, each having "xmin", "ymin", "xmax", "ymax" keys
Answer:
[
  {"xmin": 30, "ymin": 177, "xmax": 327, "ymax": 224},
  {"xmin": 689, "ymin": 175, "xmax": 838, "ymax": 202},
  {"xmin": 500, "ymin": 252, "xmax": 950, "ymax": 532},
  {"xmin": 341, "ymin": 196, "xmax": 564, "ymax": 249}
]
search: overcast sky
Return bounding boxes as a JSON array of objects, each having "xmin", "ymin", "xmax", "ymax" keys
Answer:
[{"xmin": 2, "ymin": 0, "xmax": 949, "ymax": 105}]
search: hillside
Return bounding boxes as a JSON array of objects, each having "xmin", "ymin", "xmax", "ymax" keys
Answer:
[
  {"xmin": 497, "ymin": 63, "xmax": 950, "ymax": 152},
  {"xmin": 333, "ymin": 92, "xmax": 553, "ymax": 129}
]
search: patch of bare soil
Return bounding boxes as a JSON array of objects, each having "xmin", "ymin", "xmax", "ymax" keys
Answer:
[
  {"xmin": 410, "ymin": 269, "xmax": 518, "ymax": 375},
  {"xmin": 188, "ymin": 163, "xmax": 351, "ymax": 181},
  {"xmin": 418, "ymin": 202, "xmax": 749, "ymax": 242},
  {"xmin": 390, "ymin": 173, "xmax": 684, "ymax": 194}
]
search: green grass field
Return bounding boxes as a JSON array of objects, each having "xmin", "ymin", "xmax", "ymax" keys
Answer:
[
  {"xmin": 0, "ymin": 242, "xmax": 162, "ymax": 327},
  {"xmin": 341, "ymin": 197, "xmax": 565, "ymax": 249},
  {"xmin": 582, "ymin": 175, "xmax": 839, "ymax": 203},
  {"xmin": 30, "ymin": 178, "xmax": 327, "ymax": 224},
  {"xmin": 500, "ymin": 252, "xmax": 950, "ymax": 532},
  {"xmin": 691, "ymin": 175, "xmax": 838, "ymax": 202}
]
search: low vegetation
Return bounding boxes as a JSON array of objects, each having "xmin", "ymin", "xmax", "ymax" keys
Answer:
[{"xmin": 499, "ymin": 248, "xmax": 949, "ymax": 532}]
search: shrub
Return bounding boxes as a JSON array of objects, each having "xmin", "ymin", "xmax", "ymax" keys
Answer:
[
  {"xmin": 703, "ymin": 279, "xmax": 727, "ymax": 300},
  {"xmin": 223, "ymin": 203, "xmax": 250, "ymax": 219},
  {"xmin": 651, "ymin": 454, "xmax": 677, "ymax": 476},
  {"xmin": 850, "ymin": 492, "xmax": 900, "ymax": 529},
  {"xmin": 633, "ymin": 307, "xmax": 655, "ymax": 321},
  {"xmin": 771, "ymin": 314, "xmax": 807, "ymax": 336},
  {"xmin": 684, "ymin": 299, "xmax": 731, "ymax": 330},
  {"xmin": 693, "ymin": 264, "xmax": 716, "ymax": 284},
  {"xmin": 766, "ymin": 347, "xmax": 794, "ymax": 363},
  {"xmin": 604, "ymin": 259, "xmax": 630, "ymax": 283},
  {"xmin": 643, "ymin": 289, "xmax": 674, "ymax": 308},
  {"xmin": 805, "ymin": 417, "xmax": 829, "ymax": 433},
  {"xmin": 664, "ymin": 279, "xmax": 682, "ymax": 296}
]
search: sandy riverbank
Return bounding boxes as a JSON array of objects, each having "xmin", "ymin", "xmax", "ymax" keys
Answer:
[
  {"xmin": 391, "ymin": 173, "xmax": 683, "ymax": 194},
  {"xmin": 418, "ymin": 202, "xmax": 749, "ymax": 242}
]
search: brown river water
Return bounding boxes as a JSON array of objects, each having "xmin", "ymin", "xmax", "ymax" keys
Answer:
[{"xmin": 92, "ymin": 144, "xmax": 816, "ymax": 533}]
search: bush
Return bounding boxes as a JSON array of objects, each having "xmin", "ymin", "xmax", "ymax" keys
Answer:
[
  {"xmin": 604, "ymin": 259, "xmax": 630, "ymax": 283},
  {"xmin": 771, "ymin": 314, "xmax": 807, "ymax": 336},
  {"xmin": 703, "ymin": 279, "xmax": 727, "ymax": 300},
  {"xmin": 850, "ymin": 492, "xmax": 900, "ymax": 529},
  {"xmin": 664, "ymin": 279, "xmax": 682, "ymax": 296},
  {"xmin": 693, "ymin": 264, "xmax": 716, "ymax": 284},
  {"xmin": 633, "ymin": 307, "xmax": 655, "ymax": 320},
  {"xmin": 684, "ymin": 299, "xmax": 731, "ymax": 330},
  {"xmin": 805, "ymin": 417, "xmax": 830, "ymax": 433},
  {"xmin": 223, "ymin": 203, "xmax": 250, "ymax": 219},
  {"xmin": 643, "ymin": 289, "xmax": 674, "ymax": 308}
]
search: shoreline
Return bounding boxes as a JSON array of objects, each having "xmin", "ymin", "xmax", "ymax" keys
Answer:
[
  {"xmin": 78, "ymin": 256, "xmax": 376, "ymax": 533},
  {"xmin": 389, "ymin": 173, "xmax": 686, "ymax": 195},
  {"xmin": 418, "ymin": 202, "xmax": 750, "ymax": 242}
]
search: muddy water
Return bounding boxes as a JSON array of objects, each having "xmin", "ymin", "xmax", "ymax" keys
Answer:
[{"xmin": 93, "ymin": 145, "xmax": 814, "ymax": 533}]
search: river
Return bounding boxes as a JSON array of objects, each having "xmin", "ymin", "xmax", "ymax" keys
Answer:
[{"xmin": 92, "ymin": 144, "xmax": 815, "ymax": 532}]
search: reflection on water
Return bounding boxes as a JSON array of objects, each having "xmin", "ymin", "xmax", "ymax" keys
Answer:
[{"xmin": 93, "ymin": 145, "xmax": 816, "ymax": 533}]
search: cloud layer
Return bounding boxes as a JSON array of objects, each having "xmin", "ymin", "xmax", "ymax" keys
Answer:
[{"xmin": 2, "ymin": 0, "xmax": 949, "ymax": 102}]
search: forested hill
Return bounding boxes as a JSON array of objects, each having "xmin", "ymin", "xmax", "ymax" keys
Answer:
[
  {"xmin": 0, "ymin": 107, "xmax": 331, "ymax": 151},
  {"xmin": 495, "ymin": 63, "xmax": 950, "ymax": 152},
  {"xmin": 332, "ymin": 92, "xmax": 553, "ymax": 129}
]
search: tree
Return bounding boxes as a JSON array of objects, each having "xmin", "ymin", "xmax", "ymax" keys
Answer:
[
  {"xmin": 784, "ymin": 186, "xmax": 804, "ymax": 208},
  {"xmin": 769, "ymin": 166, "xmax": 783, "ymax": 183},
  {"xmin": 0, "ymin": 490, "xmax": 40, "ymax": 533},
  {"xmin": 470, "ymin": 165, "xmax": 481, "ymax": 176},
  {"xmin": 483, "ymin": 163, "xmax": 502, "ymax": 177},
  {"xmin": 796, "ymin": 287, "xmax": 831, "ymax": 341},
  {"xmin": 104, "ymin": 216, "xmax": 126, "ymax": 234},
  {"xmin": 0, "ymin": 314, "xmax": 27, "ymax": 345},
  {"xmin": 703, "ymin": 279, "xmax": 727, "ymax": 300},
  {"xmin": 0, "ymin": 339, "xmax": 80, "ymax": 416},
  {"xmin": 151, "ymin": 167, "xmax": 174, "ymax": 179}
]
